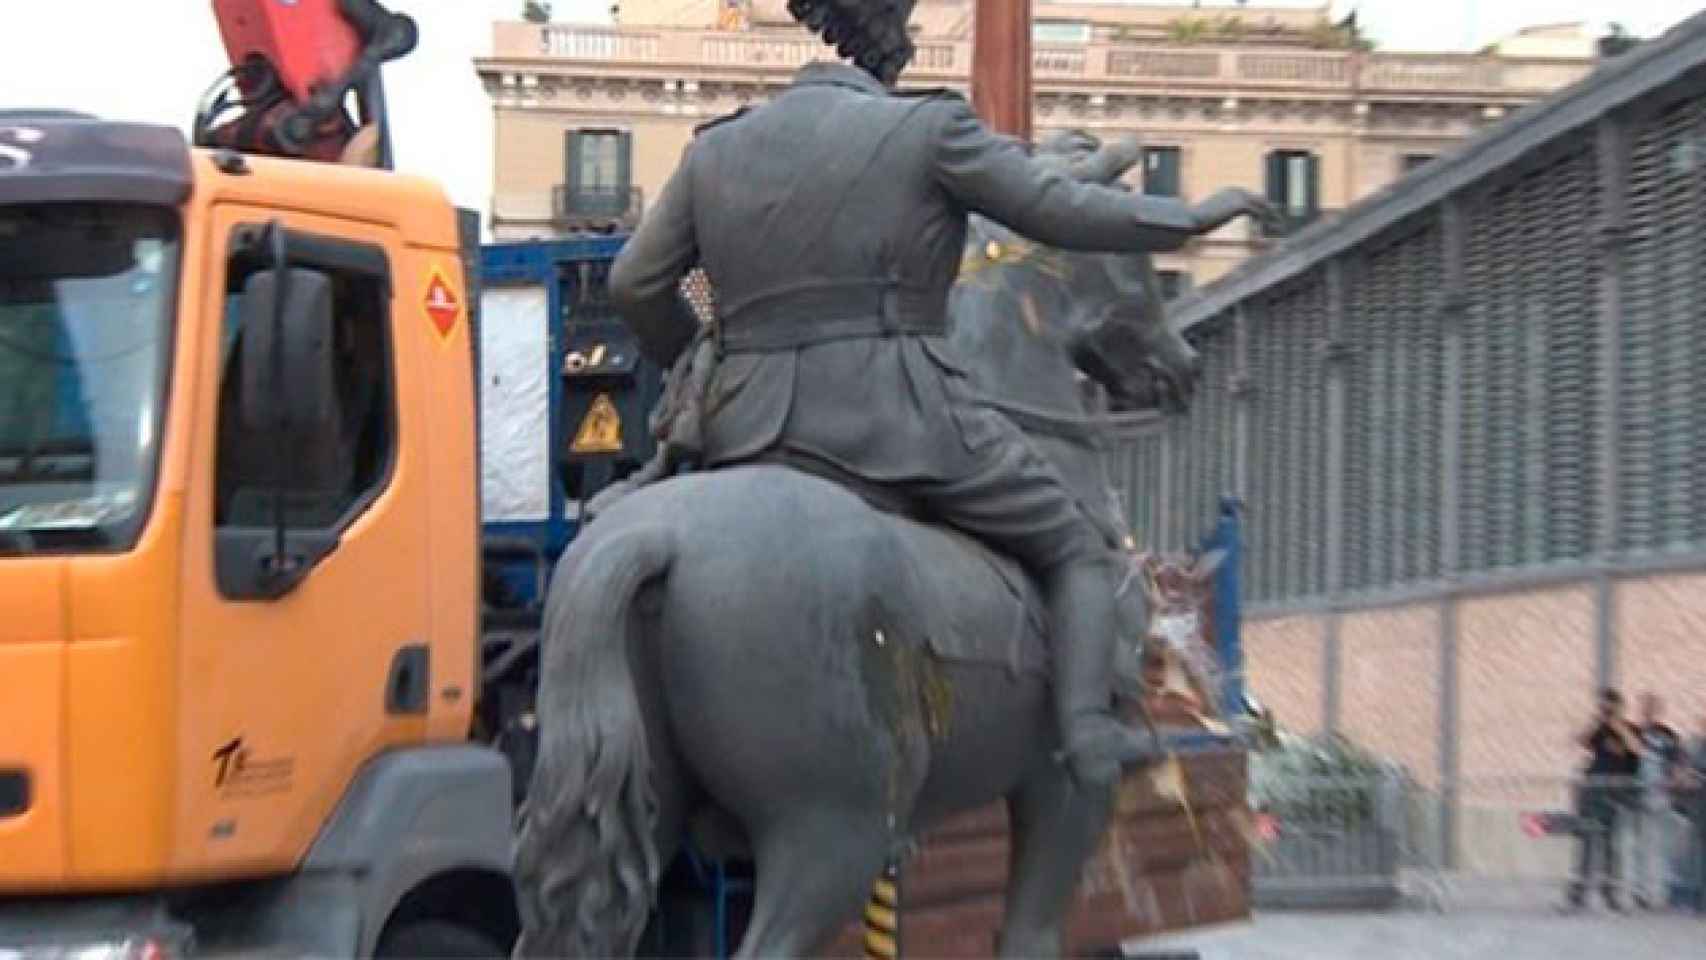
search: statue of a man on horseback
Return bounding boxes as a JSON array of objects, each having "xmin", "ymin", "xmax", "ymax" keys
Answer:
[
  {"xmin": 512, "ymin": 3, "xmax": 1281, "ymax": 957},
  {"xmin": 604, "ymin": 17, "xmax": 1274, "ymax": 793}
]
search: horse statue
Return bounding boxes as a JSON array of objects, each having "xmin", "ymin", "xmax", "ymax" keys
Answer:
[{"xmin": 513, "ymin": 131, "xmax": 1277, "ymax": 958}]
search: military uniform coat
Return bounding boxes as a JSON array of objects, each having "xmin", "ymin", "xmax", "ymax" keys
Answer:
[{"xmin": 609, "ymin": 61, "xmax": 1191, "ymax": 493}]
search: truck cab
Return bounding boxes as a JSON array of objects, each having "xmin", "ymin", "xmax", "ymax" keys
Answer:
[{"xmin": 0, "ymin": 113, "xmax": 516, "ymax": 956}]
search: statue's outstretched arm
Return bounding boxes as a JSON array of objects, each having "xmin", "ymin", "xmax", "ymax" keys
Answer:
[
  {"xmin": 609, "ymin": 151, "xmax": 701, "ymax": 368},
  {"xmin": 933, "ymin": 99, "xmax": 1281, "ymax": 253}
]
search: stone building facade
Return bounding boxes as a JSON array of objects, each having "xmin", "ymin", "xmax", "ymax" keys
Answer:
[{"xmin": 475, "ymin": 1, "xmax": 1596, "ymax": 293}]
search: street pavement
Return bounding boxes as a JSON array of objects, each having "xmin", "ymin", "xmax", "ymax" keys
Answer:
[{"xmin": 1128, "ymin": 884, "xmax": 1706, "ymax": 959}]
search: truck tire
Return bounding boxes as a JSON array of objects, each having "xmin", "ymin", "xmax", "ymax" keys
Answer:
[{"xmin": 375, "ymin": 920, "xmax": 504, "ymax": 958}]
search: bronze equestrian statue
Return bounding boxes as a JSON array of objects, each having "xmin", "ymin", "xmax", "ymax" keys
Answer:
[{"xmin": 513, "ymin": 4, "xmax": 1280, "ymax": 957}]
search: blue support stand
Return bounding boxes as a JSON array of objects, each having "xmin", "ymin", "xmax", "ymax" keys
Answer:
[{"xmin": 1197, "ymin": 493, "xmax": 1244, "ymax": 715}]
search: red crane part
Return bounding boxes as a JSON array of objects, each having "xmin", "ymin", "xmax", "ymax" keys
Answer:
[{"xmin": 212, "ymin": 0, "xmax": 364, "ymax": 104}]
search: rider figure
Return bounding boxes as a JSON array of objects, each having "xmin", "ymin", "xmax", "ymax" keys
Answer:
[{"xmin": 608, "ymin": 27, "xmax": 1238, "ymax": 789}]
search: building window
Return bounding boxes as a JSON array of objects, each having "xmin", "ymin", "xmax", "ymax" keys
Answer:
[
  {"xmin": 1142, "ymin": 146, "xmax": 1182, "ymax": 198},
  {"xmin": 564, "ymin": 129, "xmax": 632, "ymax": 219},
  {"xmin": 1401, "ymin": 153, "xmax": 1436, "ymax": 174},
  {"xmin": 1157, "ymin": 270, "xmax": 1192, "ymax": 302},
  {"xmin": 1264, "ymin": 149, "xmax": 1321, "ymax": 236},
  {"xmin": 1033, "ymin": 20, "xmax": 1091, "ymax": 44}
]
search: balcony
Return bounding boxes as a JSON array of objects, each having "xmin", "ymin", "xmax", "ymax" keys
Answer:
[
  {"xmin": 553, "ymin": 185, "xmax": 644, "ymax": 232},
  {"xmin": 484, "ymin": 22, "xmax": 1597, "ymax": 99}
]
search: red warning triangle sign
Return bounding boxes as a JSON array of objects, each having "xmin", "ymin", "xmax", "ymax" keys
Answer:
[{"xmin": 424, "ymin": 267, "xmax": 461, "ymax": 339}]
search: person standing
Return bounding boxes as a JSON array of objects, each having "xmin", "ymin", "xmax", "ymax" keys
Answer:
[
  {"xmin": 1629, "ymin": 692, "xmax": 1684, "ymax": 909},
  {"xmin": 1563, "ymin": 688, "xmax": 1643, "ymax": 912},
  {"xmin": 1672, "ymin": 714, "xmax": 1706, "ymax": 912}
]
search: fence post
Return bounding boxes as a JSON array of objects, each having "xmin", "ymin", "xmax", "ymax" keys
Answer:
[
  {"xmin": 1593, "ymin": 111, "xmax": 1631, "ymax": 689},
  {"xmin": 1435, "ymin": 191, "xmax": 1468, "ymax": 872},
  {"xmin": 1321, "ymin": 257, "xmax": 1348, "ymax": 736},
  {"xmin": 1323, "ymin": 616, "xmax": 1342, "ymax": 735}
]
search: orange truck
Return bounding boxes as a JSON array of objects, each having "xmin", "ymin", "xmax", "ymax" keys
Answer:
[{"xmin": 0, "ymin": 110, "xmax": 520, "ymax": 957}]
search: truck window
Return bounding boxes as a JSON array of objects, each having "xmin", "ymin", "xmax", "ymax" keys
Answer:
[
  {"xmin": 214, "ymin": 236, "xmax": 395, "ymax": 533},
  {"xmin": 0, "ymin": 203, "xmax": 179, "ymax": 556}
]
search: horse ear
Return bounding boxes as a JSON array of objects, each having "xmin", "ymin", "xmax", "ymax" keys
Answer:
[
  {"xmin": 1064, "ymin": 136, "xmax": 1141, "ymax": 186},
  {"xmin": 1093, "ymin": 136, "xmax": 1143, "ymax": 185}
]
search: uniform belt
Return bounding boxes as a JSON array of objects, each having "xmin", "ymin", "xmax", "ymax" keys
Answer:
[{"xmin": 717, "ymin": 282, "xmax": 943, "ymax": 353}]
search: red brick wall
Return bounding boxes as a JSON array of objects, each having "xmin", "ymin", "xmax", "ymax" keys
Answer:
[
  {"xmin": 1339, "ymin": 605, "xmax": 1442, "ymax": 789},
  {"xmin": 1456, "ymin": 586, "xmax": 1597, "ymax": 808},
  {"xmin": 1616, "ymin": 573, "xmax": 1706, "ymax": 745},
  {"xmin": 1243, "ymin": 615, "xmax": 1328, "ymax": 734}
]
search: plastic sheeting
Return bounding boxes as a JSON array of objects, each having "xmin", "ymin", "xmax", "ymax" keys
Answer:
[{"xmin": 479, "ymin": 285, "xmax": 551, "ymax": 523}]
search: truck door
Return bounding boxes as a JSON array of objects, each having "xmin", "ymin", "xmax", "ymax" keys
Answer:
[{"xmin": 173, "ymin": 204, "xmax": 433, "ymax": 872}]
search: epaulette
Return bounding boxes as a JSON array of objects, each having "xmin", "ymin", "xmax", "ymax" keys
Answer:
[{"xmin": 693, "ymin": 106, "xmax": 751, "ymax": 136}]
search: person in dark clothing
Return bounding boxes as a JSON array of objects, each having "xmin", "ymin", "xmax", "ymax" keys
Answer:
[
  {"xmin": 1630, "ymin": 692, "xmax": 1684, "ymax": 909},
  {"xmin": 1564, "ymin": 688, "xmax": 1644, "ymax": 911},
  {"xmin": 1672, "ymin": 715, "xmax": 1706, "ymax": 911}
]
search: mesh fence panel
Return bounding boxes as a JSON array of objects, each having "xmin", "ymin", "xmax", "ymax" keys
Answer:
[{"xmin": 1621, "ymin": 93, "xmax": 1706, "ymax": 554}]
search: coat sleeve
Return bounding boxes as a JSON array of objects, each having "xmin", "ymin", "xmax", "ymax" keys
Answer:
[
  {"xmin": 609, "ymin": 145, "xmax": 702, "ymax": 368},
  {"xmin": 929, "ymin": 96, "xmax": 1198, "ymax": 253}
]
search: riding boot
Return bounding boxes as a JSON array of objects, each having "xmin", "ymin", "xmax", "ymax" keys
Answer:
[{"xmin": 1046, "ymin": 556, "xmax": 1166, "ymax": 788}]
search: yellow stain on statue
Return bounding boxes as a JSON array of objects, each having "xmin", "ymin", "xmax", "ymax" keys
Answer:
[
  {"xmin": 571, "ymin": 393, "xmax": 624, "ymax": 454},
  {"xmin": 1020, "ymin": 293, "xmax": 1043, "ymax": 336}
]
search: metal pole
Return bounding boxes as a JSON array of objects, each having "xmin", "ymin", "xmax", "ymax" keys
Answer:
[{"xmin": 972, "ymin": 0, "xmax": 1032, "ymax": 143}]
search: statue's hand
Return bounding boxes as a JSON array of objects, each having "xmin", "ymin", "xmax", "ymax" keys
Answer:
[
  {"xmin": 1196, "ymin": 188, "xmax": 1284, "ymax": 235},
  {"xmin": 1242, "ymin": 191, "xmax": 1287, "ymax": 236}
]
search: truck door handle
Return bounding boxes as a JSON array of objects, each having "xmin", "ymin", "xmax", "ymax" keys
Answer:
[{"xmin": 385, "ymin": 644, "xmax": 430, "ymax": 716}]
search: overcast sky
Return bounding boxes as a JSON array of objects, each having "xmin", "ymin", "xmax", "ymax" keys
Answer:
[{"xmin": 6, "ymin": 1, "xmax": 1700, "ymax": 231}]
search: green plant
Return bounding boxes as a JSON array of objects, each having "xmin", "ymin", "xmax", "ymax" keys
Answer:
[
  {"xmin": 1302, "ymin": 15, "xmax": 1378, "ymax": 52},
  {"xmin": 1166, "ymin": 16, "xmax": 1211, "ymax": 45},
  {"xmin": 523, "ymin": 0, "xmax": 551, "ymax": 23},
  {"xmin": 1249, "ymin": 730, "xmax": 1402, "ymax": 829}
]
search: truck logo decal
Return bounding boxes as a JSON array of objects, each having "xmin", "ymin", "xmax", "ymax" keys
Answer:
[
  {"xmin": 571, "ymin": 393, "xmax": 624, "ymax": 454},
  {"xmin": 423, "ymin": 263, "xmax": 462, "ymax": 341},
  {"xmin": 0, "ymin": 126, "xmax": 45, "ymax": 171},
  {"xmin": 211, "ymin": 736, "xmax": 295, "ymax": 797}
]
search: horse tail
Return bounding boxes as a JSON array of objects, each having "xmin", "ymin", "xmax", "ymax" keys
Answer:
[{"xmin": 513, "ymin": 522, "xmax": 674, "ymax": 958}]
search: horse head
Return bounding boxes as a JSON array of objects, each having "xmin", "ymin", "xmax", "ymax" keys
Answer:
[{"xmin": 953, "ymin": 130, "xmax": 1204, "ymax": 417}]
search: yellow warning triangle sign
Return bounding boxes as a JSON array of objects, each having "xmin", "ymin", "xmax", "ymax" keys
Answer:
[{"xmin": 571, "ymin": 393, "xmax": 624, "ymax": 454}]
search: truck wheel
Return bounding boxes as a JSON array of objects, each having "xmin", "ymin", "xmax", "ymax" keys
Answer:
[{"xmin": 375, "ymin": 920, "xmax": 504, "ymax": 958}]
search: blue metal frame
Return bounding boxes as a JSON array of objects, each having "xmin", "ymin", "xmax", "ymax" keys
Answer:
[
  {"xmin": 1196, "ymin": 494, "xmax": 1245, "ymax": 714},
  {"xmin": 478, "ymin": 236, "xmax": 628, "ymax": 564}
]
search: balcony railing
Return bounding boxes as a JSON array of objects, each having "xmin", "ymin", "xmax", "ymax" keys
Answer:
[
  {"xmin": 487, "ymin": 22, "xmax": 1597, "ymax": 97},
  {"xmin": 552, "ymin": 185, "xmax": 644, "ymax": 230}
]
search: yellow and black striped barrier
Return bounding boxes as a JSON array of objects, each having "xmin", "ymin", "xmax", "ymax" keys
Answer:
[{"xmin": 862, "ymin": 859, "xmax": 901, "ymax": 960}]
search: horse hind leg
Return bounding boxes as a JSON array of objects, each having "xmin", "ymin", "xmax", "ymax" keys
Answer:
[
  {"xmin": 732, "ymin": 813, "xmax": 893, "ymax": 960},
  {"xmin": 996, "ymin": 770, "xmax": 1114, "ymax": 959}
]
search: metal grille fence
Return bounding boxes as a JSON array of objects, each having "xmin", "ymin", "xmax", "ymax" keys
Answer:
[
  {"xmin": 1128, "ymin": 13, "xmax": 1706, "ymax": 612},
  {"xmin": 1247, "ymin": 768, "xmax": 1706, "ymax": 914},
  {"xmin": 1621, "ymin": 93, "xmax": 1706, "ymax": 555}
]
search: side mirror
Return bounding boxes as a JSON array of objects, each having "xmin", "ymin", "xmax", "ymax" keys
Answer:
[
  {"xmin": 220, "ymin": 264, "xmax": 340, "ymax": 602},
  {"xmin": 239, "ymin": 267, "xmax": 336, "ymax": 438}
]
